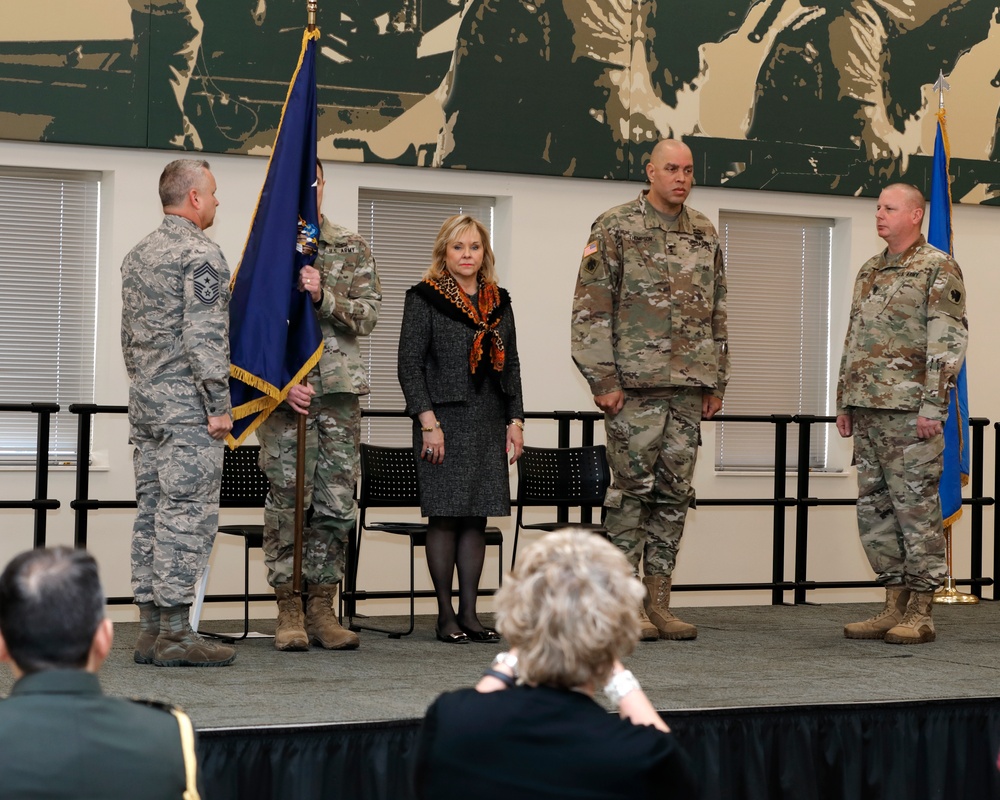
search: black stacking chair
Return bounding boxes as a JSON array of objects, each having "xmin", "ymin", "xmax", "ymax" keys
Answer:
[
  {"xmin": 512, "ymin": 445, "xmax": 611, "ymax": 567},
  {"xmin": 211, "ymin": 444, "xmax": 269, "ymax": 640},
  {"xmin": 349, "ymin": 444, "xmax": 503, "ymax": 638}
]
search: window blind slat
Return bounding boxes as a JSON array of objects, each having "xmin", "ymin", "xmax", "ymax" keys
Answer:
[
  {"xmin": 716, "ymin": 212, "xmax": 833, "ymax": 471},
  {"xmin": 0, "ymin": 167, "xmax": 99, "ymax": 464}
]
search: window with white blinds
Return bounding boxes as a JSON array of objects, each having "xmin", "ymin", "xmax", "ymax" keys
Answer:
[
  {"xmin": 356, "ymin": 189, "xmax": 495, "ymax": 446},
  {"xmin": 0, "ymin": 167, "xmax": 100, "ymax": 465},
  {"xmin": 715, "ymin": 211, "xmax": 832, "ymax": 471}
]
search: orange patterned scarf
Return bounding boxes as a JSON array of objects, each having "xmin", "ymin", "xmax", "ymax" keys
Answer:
[{"xmin": 417, "ymin": 272, "xmax": 507, "ymax": 378}]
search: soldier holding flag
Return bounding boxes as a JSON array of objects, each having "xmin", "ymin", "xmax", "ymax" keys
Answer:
[
  {"xmin": 257, "ymin": 161, "xmax": 381, "ymax": 652},
  {"xmin": 226, "ymin": 18, "xmax": 382, "ymax": 653}
]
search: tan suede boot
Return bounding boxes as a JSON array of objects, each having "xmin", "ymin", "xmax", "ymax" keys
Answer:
[
  {"xmin": 305, "ymin": 584, "xmax": 359, "ymax": 650},
  {"xmin": 643, "ymin": 576, "xmax": 697, "ymax": 640},
  {"xmin": 152, "ymin": 605, "xmax": 236, "ymax": 667},
  {"xmin": 133, "ymin": 601, "xmax": 160, "ymax": 664},
  {"xmin": 843, "ymin": 585, "xmax": 910, "ymax": 640},
  {"xmin": 274, "ymin": 584, "xmax": 309, "ymax": 651},
  {"xmin": 637, "ymin": 602, "xmax": 660, "ymax": 642},
  {"xmin": 884, "ymin": 590, "xmax": 936, "ymax": 645}
]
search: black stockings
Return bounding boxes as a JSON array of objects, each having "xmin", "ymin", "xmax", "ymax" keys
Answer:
[{"xmin": 425, "ymin": 516, "xmax": 487, "ymax": 635}]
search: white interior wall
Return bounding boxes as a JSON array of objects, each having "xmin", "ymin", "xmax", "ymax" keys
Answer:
[{"xmin": 0, "ymin": 137, "xmax": 996, "ymax": 622}]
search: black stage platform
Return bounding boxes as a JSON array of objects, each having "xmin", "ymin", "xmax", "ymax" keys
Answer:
[{"xmin": 4, "ymin": 602, "xmax": 1000, "ymax": 799}]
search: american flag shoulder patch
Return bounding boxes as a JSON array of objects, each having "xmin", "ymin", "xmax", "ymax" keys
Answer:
[{"xmin": 583, "ymin": 240, "xmax": 598, "ymax": 257}]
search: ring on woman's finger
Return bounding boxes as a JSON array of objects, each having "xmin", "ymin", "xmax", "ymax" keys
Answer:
[{"xmin": 425, "ymin": 448, "xmax": 433, "ymax": 455}]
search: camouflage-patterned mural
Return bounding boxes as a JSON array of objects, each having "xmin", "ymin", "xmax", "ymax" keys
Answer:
[{"xmin": 4, "ymin": 1, "xmax": 1000, "ymax": 201}]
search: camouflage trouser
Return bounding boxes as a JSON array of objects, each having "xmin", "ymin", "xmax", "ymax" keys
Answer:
[
  {"xmin": 257, "ymin": 392, "xmax": 360, "ymax": 587},
  {"xmin": 852, "ymin": 408, "xmax": 947, "ymax": 592},
  {"xmin": 603, "ymin": 387, "xmax": 702, "ymax": 577},
  {"xmin": 130, "ymin": 422, "xmax": 224, "ymax": 607}
]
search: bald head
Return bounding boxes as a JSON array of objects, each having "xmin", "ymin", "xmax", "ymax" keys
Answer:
[
  {"xmin": 875, "ymin": 183, "xmax": 926, "ymax": 254},
  {"xmin": 650, "ymin": 139, "xmax": 692, "ymax": 165},
  {"xmin": 645, "ymin": 139, "xmax": 694, "ymax": 214}
]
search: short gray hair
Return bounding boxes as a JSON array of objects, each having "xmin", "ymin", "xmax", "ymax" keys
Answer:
[
  {"xmin": 159, "ymin": 159, "xmax": 211, "ymax": 208},
  {"xmin": 495, "ymin": 530, "xmax": 644, "ymax": 689},
  {"xmin": 883, "ymin": 182, "xmax": 926, "ymax": 213}
]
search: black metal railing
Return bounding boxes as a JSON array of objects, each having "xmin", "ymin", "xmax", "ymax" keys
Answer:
[
  {"xmin": 15, "ymin": 405, "xmax": 993, "ymax": 608},
  {"xmin": 0, "ymin": 402, "xmax": 61, "ymax": 548}
]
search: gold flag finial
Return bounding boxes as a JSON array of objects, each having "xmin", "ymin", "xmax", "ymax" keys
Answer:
[{"xmin": 307, "ymin": 0, "xmax": 318, "ymax": 31}]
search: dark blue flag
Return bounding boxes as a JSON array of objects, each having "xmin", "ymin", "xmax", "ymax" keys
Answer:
[
  {"xmin": 227, "ymin": 28, "xmax": 323, "ymax": 448},
  {"xmin": 927, "ymin": 109, "xmax": 969, "ymax": 526}
]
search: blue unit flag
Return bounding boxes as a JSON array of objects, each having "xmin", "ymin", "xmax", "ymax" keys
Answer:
[
  {"xmin": 927, "ymin": 109, "xmax": 969, "ymax": 527},
  {"xmin": 227, "ymin": 28, "xmax": 323, "ymax": 448}
]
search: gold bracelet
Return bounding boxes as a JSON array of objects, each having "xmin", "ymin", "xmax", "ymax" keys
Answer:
[
  {"xmin": 508, "ymin": 420, "xmax": 524, "ymax": 431},
  {"xmin": 421, "ymin": 421, "xmax": 441, "ymax": 432}
]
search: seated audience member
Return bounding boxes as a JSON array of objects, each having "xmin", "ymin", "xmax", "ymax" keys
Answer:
[
  {"xmin": 414, "ymin": 529, "xmax": 699, "ymax": 799},
  {"xmin": 0, "ymin": 547, "xmax": 200, "ymax": 800}
]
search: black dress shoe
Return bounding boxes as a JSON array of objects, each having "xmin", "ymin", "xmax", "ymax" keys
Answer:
[
  {"xmin": 459, "ymin": 624, "xmax": 501, "ymax": 643},
  {"xmin": 435, "ymin": 627, "xmax": 470, "ymax": 644}
]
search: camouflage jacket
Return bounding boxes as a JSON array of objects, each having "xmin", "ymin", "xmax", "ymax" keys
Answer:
[
  {"xmin": 306, "ymin": 217, "xmax": 382, "ymax": 396},
  {"xmin": 121, "ymin": 215, "xmax": 230, "ymax": 426},
  {"xmin": 837, "ymin": 236, "xmax": 968, "ymax": 419},
  {"xmin": 571, "ymin": 191, "xmax": 730, "ymax": 396}
]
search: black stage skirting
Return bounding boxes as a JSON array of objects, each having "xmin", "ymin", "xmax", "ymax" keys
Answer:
[{"xmin": 198, "ymin": 697, "xmax": 1000, "ymax": 800}]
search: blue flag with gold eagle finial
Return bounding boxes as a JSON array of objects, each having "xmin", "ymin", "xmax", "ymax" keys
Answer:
[
  {"xmin": 226, "ymin": 28, "xmax": 323, "ymax": 448},
  {"xmin": 927, "ymin": 109, "xmax": 969, "ymax": 527}
]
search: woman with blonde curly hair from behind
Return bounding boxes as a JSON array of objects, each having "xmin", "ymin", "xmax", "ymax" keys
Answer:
[{"xmin": 415, "ymin": 530, "xmax": 698, "ymax": 799}]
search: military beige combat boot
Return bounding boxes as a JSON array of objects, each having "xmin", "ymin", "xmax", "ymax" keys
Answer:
[
  {"xmin": 884, "ymin": 590, "xmax": 936, "ymax": 645},
  {"xmin": 305, "ymin": 584, "xmax": 360, "ymax": 650},
  {"xmin": 637, "ymin": 601, "xmax": 660, "ymax": 641},
  {"xmin": 133, "ymin": 601, "xmax": 160, "ymax": 664},
  {"xmin": 152, "ymin": 605, "xmax": 236, "ymax": 667},
  {"xmin": 843, "ymin": 585, "xmax": 910, "ymax": 640},
  {"xmin": 274, "ymin": 584, "xmax": 309, "ymax": 651},
  {"xmin": 643, "ymin": 576, "xmax": 697, "ymax": 640}
]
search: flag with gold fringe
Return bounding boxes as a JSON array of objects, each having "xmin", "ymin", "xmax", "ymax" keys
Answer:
[
  {"xmin": 927, "ymin": 107, "xmax": 969, "ymax": 526},
  {"xmin": 226, "ymin": 28, "xmax": 323, "ymax": 448}
]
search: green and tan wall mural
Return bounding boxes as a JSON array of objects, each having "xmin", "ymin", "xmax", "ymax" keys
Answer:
[{"xmin": 4, "ymin": 1, "xmax": 1000, "ymax": 201}]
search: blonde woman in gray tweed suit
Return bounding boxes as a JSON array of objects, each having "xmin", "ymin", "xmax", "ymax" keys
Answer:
[{"xmin": 398, "ymin": 215, "xmax": 524, "ymax": 644}]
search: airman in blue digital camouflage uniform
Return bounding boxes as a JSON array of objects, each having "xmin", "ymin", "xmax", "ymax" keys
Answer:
[{"xmin": 121, "ymin": 158, "xmax": 235, "ymax": 667}]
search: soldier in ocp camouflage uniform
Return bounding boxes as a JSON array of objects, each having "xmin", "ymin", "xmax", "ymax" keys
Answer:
[
  {"xmin": 256, "ymin": 161, "xmax": 381, "ymax": 652},
  {"xmin": 838, "ymin": 182, "xmax": 967, "ymax": 645},
  {"xmin": 571, "ymin": 139, "xmax": 729, "ymax": 642},
  {"xmin": 121, "ymin": 159, "xmax": 235, "ymax": 667}
]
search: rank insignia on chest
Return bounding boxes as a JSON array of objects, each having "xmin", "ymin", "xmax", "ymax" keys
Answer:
[
  {"xmin": 193, "ymin": 262, "xmax": 220, "ymax": 305},
  {"xmin": 296, "ymin": 218, "xmax": 319, "ymax": 257}
]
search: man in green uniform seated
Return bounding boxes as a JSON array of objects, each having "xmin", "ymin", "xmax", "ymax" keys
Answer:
[{"xmin": 0, "ymin": 547, "xmax": 201, "ymax": 799}]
